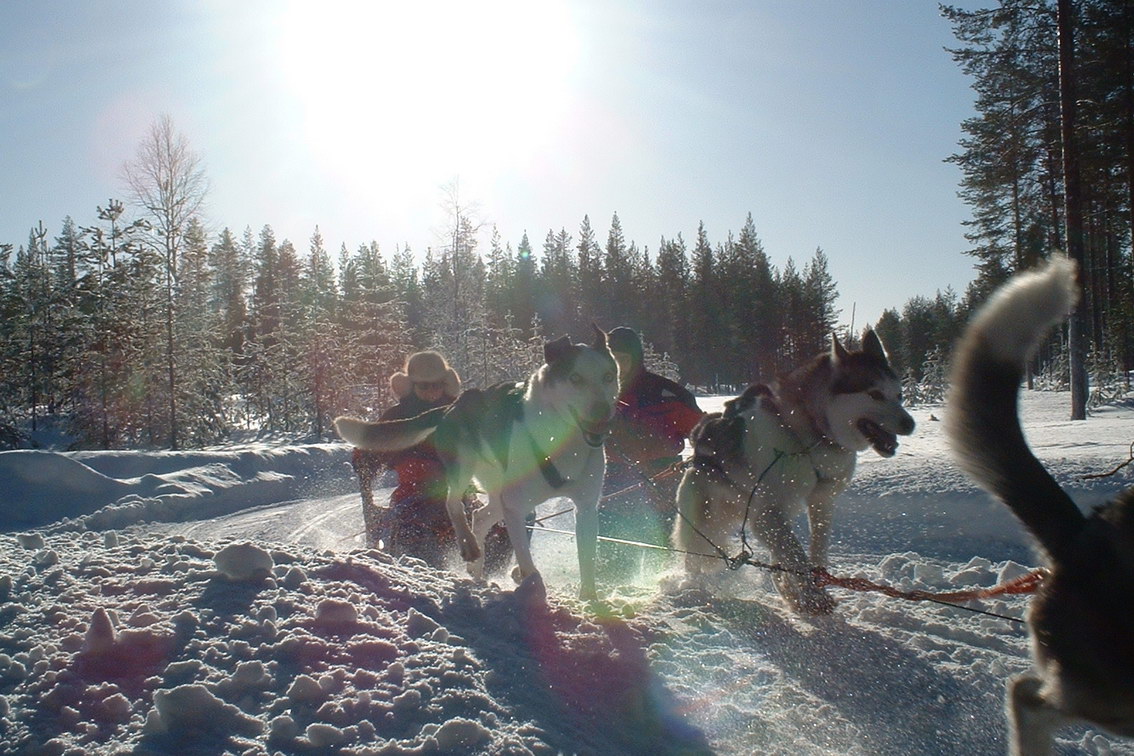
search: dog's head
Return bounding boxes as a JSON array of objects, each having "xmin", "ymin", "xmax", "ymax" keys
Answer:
[
  {"xmin": 538, "ymin": 325, "xmax": 619, "ymax": 447},
  {"xmin": 824, "ymin": 330, "xmax": 915, "ymax": 457}
]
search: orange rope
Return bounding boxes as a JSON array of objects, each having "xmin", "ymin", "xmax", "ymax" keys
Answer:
[
  {"xmin": 815, "ymin": 566, "xmax": 1047, "ymax": 604},
  {"xmin": 599, "ymin": 459, "xmax": 685, "ymax": 502}
]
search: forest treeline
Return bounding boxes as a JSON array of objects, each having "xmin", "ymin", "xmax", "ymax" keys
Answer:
[
  {"xmin": 0, "ymin": 198, "xmax": 858, "ymax": 449},
  {"xmin": 935, "ymin": 0, "xmax": 1134, "ymax": 376},
  {"xmin": 4, "ymin": 0, "xmax": 1134, "ymax": 450}
]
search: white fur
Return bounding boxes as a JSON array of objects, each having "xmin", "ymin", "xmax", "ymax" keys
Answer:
[
  {"xmin": 673, "ymin": 338, "xmax": 914, "ymax": 615},
  {"xmin": 336, "ymin": 340, "xmax": 618, "ymax": 601},
  {"xmin": 969, "ymin": 254, "xmax": 1078, "ymax": 367},
  {"xmin": 450, "ymin": 347, "xmax": 617, "ymax": 601}
]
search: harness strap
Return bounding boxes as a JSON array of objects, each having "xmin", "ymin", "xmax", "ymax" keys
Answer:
[{"xmin": 523, "ymin": 424, "xmax": 570, "ymax": 489}]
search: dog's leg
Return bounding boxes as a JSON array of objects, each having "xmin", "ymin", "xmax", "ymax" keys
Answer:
[
  {"xmin": 574, "ymin": 496, "xmax": 599, "ymax": 601},
  {"xmin": 464, "ymin": 495, "xmax": 503, "ymax": 580},
  {"xmin": 674, "ymin": 473, "xmax": 731, "ymax": 577},
  {"xmin": 753, "ymin": 503, "xmax": 835, "ymax": 615},
  {"xmin": 805, "ymin": 480, "xmax": 846, "ymax": 569},
  {"xmin": 443, "ymin": 467, "xmax": 481, "ymax": 566},
  {"xmin": 500, "ymin": 493, "xmax": 538, "ymax": 584},
  {"xmin": 569, "ymin": 470, "xmax": 603, "ymax": 602},
  {"xmin": 469, "ymin": 495, "xmax": 502, "ymax": 556},
  {"xmin": 1007, "ymin": 674, "xmax": 1063, "ymax": 756}
]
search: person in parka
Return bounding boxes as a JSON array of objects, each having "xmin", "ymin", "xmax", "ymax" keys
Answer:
[{"xmin": 599, "ymin": 327, "xmax": 704, "ymax": 580}]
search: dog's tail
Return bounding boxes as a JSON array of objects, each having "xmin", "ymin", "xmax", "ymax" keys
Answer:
[
  {"xmin": 333, "ymin": 408, "xmax": 446, "ymax": 452},
  {"xmin": 945, "ymin": 254, "xmax": 1086, "ymax": 564}
]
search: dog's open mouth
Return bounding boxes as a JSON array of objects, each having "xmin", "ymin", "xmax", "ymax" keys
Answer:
[
  {"xmin": 571, "ymin": 410, "xmax": 610, "ymax": 447},
  {"xmin": 858, "ymin": 419, "xmax": 899, "ymax": 457}
]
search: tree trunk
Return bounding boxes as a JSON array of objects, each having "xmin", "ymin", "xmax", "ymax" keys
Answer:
[{"xmin": 1058, "ymin": 0, "xmax": 1089, "ymax": 420}]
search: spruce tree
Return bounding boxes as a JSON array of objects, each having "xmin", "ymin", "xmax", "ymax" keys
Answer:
[{"xmin": 687, "ymin": 222, "xmax": 721, "ymax": 389}]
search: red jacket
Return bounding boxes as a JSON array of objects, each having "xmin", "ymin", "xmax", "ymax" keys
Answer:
[
  {"xmin": 608, "ymin": 369, "xmax": 703, "ymax": 468},
  {"xmin": 361, "ymin": 393, "xmax": 454, "ymax": 504}
]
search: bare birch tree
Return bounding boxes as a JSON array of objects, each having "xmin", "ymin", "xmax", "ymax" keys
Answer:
[{"xmin": 122, "ymin": 114, "xmax": 208, "ymax": 449}]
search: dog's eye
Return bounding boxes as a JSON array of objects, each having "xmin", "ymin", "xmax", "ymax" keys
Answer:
[
  {"xmin": 569, "ymin": 373, "xmax": 584, "ymax": 385},
  {"xmin": 868, "ymin": 390, "xmax": 885, "ymax": 401},
  {"xmin": 603, "ymin": 372, "xmax": 614, "ymax": 384}
]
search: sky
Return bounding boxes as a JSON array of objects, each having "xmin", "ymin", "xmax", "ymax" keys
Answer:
[
  {"xmin": 1, "ymin": 0, "xmax": 981, "ymax": 329},
  {"xmin": 1, "ymin": 390, "xmax": 1132, "ymax": 754}
]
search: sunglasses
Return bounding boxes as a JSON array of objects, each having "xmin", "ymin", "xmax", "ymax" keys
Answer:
[{"xmin": 414, "ymin": 380, "xmax": 446, "ymax": 391}]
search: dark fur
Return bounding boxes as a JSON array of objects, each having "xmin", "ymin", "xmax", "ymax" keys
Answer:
[{"xmin": 946, "ymin": 258, "xmax": 1134, "ymax": 754}]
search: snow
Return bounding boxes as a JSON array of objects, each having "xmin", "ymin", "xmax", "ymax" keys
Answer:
[{"xmin": 1, "ymin": 392, "xmax": 1133, "ymax": 755}]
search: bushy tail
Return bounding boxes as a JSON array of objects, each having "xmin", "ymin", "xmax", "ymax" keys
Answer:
[
  {"xmin": 333, "ymin": 408, "xmax": 445, "ymax": 452},
  {"xmin": 945, "ymin": 254, "xmax": 1085, "ymax": 564}
]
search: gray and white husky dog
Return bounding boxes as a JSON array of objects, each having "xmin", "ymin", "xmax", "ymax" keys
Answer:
[
  {"xmin": 672, "ymin": 330, "xmax": 915, "ymax": 614},
  {"xmin": 335, "ymin": 328, "xmax": 619, "ymax": 600},
  {"xmin": 945, "ymin": 254, "xmax": 1134, "ymax": 755}
]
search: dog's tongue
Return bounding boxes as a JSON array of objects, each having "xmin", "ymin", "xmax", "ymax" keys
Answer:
[
  {"xmin": 859, "ymin": 419, "xmax": 898, "ymax": 457},
  {"xmin": 578, "ymin": 417, "xmax": 610, "ymax": 445}
]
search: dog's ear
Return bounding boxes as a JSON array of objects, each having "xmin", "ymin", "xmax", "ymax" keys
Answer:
[
  {"xmin": 591, "ymin": 323, "xmax": 609, "ymax": 352},
  {"xmin": 544, "ymin": 335, "xmax": 573, "ymax": 365},
  {"xmin": 862, "ymin": 329, "xmax": 887, "ymax": 362},
  {"xmin": 830, "ymin": 332, "xmax": 850, "ymax": 363}
]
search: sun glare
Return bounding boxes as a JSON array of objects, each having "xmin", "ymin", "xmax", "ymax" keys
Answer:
[{"xmin": 276, "ymin": 0, "xmax": 580, "ymax": 202}]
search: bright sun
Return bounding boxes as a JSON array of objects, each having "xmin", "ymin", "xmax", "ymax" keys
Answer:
[{"xmin": 276, "ymin": 0, "xmax": 580, "ymax": 200}]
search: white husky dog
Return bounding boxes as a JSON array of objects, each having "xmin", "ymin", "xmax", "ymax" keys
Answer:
[
  {"xmin": 945, "ymin": 254, "xmax": 1134, "ymax": 755},
  {"xmin": 672, "ymin": 330, "xmax": 915, "ymax": 614},
  {"xmin": 335, "ymin": 328, "xmax": 619, "ymax": 600}
]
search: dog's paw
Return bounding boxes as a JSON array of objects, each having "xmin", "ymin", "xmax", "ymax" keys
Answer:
[
  {"xmin": 774, "ymin": 572, "xmax": 836, "ymax": 615},
  {"xmin": 794, "ymin": 587, "xmax": 836, "ymax": 616},
  {"xmin": 514, "ymin": 570, "xmax": 546, "ymax": 605},
  {"xmin": 459, "ymin": 538, "xmax": 482, "ymax": 564},
  {"xmin": 466, "ymin": 560, "xmax": 485, "ymax": 581},
  {"xmin": 511, "ymin": 564, "xmax": 538, "ymax": 585}
]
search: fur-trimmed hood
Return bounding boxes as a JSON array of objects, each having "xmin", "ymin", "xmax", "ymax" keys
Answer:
[{"xmin": 389, "ymin": 351, "xmax": 461, "ymax": 400}]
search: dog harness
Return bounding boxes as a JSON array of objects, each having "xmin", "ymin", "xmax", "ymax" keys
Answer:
[
  {"xmin": 691, "ymin": 382, "xmax": 841, "ymax": 486},
  {"xmin": 476, "ymin": 380, "xmax": 575, "ymax": 490}
]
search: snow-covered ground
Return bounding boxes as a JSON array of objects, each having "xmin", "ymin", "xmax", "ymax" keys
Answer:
[{"xmin": 1, "ymin": 391, "xmax": 1133, "ymax": 755}]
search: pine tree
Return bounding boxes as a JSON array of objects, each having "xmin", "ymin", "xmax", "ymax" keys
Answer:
[
  {"xmin": 484, "ymin": 226, "xmax": 514, "ymax": 331},
  {"xmin": 687, "ymin": 222, "xmax": 720, "ymax": 389},
  {"xmin": 71, "ymin": 201, "xmax": 149, "ymax": 447},
  {"xmin": 0, "ymin": 241, "xmax": 18, "ymax": 446},
  {"xmin": 9, "ymin": 224, "xmax": 54, "ymax": 432},
  {"xmin": 575, "ymin": 215, "xmax": 604, "ymax": 335},
  {"xmin": 873, "ymin": 308, "xmax": 906, "ymax": 378},
  {"xmin": 602, "ymin": 213, "xmax": 634, "ymax": 329},
  {"xmin": 801, "ymin": 247, "xmax": 841, "ymax": 356},
  {"xmin": 721, "ymin": 213, "xmax": 778, "ymax": 381},
  {"xmin": 338, "ymin": 242, "xmax": 407, "ymax": 416},
  {"xmin": 210, "ymin": 228, "xmax": 248, "ymax": 358},
  {"xmin": 900, "ymin": 296, "xmax": 937, "ymax": 382},
  {"xmin": 301, "ymin": 227, "xmax": 347, "ymax": 438},
  {"xmin": 654, "ymin": 234, "xmax": 691, "ymax": 370},
  {"xmin": 537, "ymin": 228, "xmax": 575, "ymax": 336},
  {"xmin": 778, "ymin": 257, "xmax": 807, "ymax": 368},
  {"xmin": 511, "ymin": 232, "xmax": 537, "ymax": 336},
  {"xmin": 173, "ymin": 218, "xmax": 229, "ymax": 445},
  {"xmin": 243, "ymin": 226, "xmax": 282, "ymax": 428}
]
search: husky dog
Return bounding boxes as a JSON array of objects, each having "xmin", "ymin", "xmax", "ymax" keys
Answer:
[
  {"xmin": 335, "ymin": 328, "xmax": 618, "ymax": 600},
  {"xmin": 672, "ymin": 330, "xmax": 915, "ymax": 614},
  {"xmin": 945, "ymin": 255, "xmax": 1134, "ymax": 755}
]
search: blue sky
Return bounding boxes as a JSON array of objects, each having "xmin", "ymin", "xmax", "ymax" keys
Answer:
[{"xmin": 1, "ymin": 0, "xmax": 979, "ymax": 329}]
